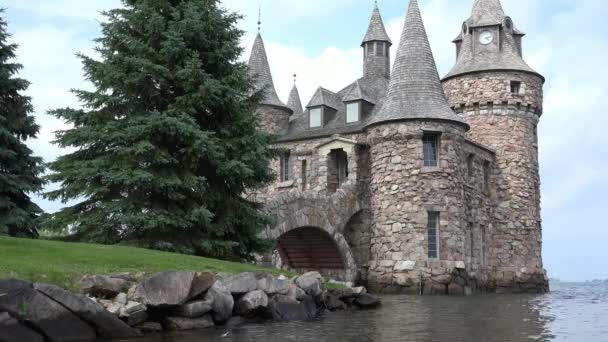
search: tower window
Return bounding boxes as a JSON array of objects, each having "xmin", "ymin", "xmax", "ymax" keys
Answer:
[
  {"xmin": 423, "ymin": 133, "xmax": 440, "ymax": 167},
  {"xmin": 346, "ymin": 102, "xmax": 360, "ymax": 123},
  {"xmin": 510, "ymin": 81, "xmax": 521, "ymax": 94},
  {"xmin": 309, "ymin": 107, "xmax": 322, "ymax": 128},
  {"xmin": 375, "ymin": 42, "xmax": 384, "ymax": 57},
  {"xmin": 467, "ymin": 154, "xmax": 475, "ymax": 179},
  {"xmin": 427, "ymin": 211, "xmax": 440, "ymax": 259},
  {"xmin": 483, "ymin": 161, "xmax": 491, "ymax": 194},
  {"xmin": 301, "ymin": 160, "xmax": 307, "ymax": 190},
  {"xmin": 280, "ymin": 152, "xmax": 291, "ymax": 182}
]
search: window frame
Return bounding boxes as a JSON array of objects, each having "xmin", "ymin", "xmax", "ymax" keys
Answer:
[
  {"xmin": 423, "ymin": 133, "xmax": 440, "ymax": 168},
  {"xmin": 301, "ymin": 159, "xmax": 308, "ymax": 191},
  {"xmin": 308, "ymin": 106, "xmax": 323, "ymax": 128},
  {"xmin": 510, "ymin": 80, "xmax": 522, "ymax": 95},
  {"xmin": 427, "ymin": 211, "xmax": 440, "ymax": 259},
  {"xmin": 483, "ymin": 161, "xmax": 491, "ymax": 194},
  {"xmin": 280, "ymin": 151, "xmax": 291, "ymax": 182},
  {"xmin": 345, "ymin": 101, "xmax": 361, "ymax": 124}
]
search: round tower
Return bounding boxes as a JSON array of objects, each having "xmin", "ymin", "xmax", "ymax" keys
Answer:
[
  {"xmin": 441, "ymin": 0, "xmax": 548, "ymax": 292},
  {"xmin": 248, "ymin": 33, "xmax": 292, "ymax": 134},
  {"xmin": 361, "ymin": 4, "xmax": 392, "ymax": 79},
  {"xmin": 365, "ymin": 0, "xmax": 470, "ymax": 293}
]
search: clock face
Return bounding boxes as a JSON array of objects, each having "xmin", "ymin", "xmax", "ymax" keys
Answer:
[{"xmin": 479, "ymin": 31, "xmax": 494, "ymax": 45}]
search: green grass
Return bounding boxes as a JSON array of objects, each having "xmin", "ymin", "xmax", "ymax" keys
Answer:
[{"xmin": 0, "ymin": 237, "xmax": 292, "ymax": 292}]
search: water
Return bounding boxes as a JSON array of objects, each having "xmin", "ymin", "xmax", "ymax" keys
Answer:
[{"xmin": 109, "ymin": 282, "xmax": 608, "ymax": 342}]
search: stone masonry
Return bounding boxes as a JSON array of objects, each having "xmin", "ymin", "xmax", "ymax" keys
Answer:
[{"xmin": 248, "ymin": 0, "xmax": 549, "ymax": 294}]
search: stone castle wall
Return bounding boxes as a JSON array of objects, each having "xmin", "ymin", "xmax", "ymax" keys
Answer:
[
  {"xmin": 256, "ymin": 105, "xmax": 291, "ymax": 135},
  {"xmin": 443, "ymin": 72, "xmax": 548, "ymax": 292}
]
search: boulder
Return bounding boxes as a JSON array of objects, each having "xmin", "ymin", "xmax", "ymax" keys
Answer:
[
  {"xmin": 189, "ymin": 272, "xmax": 215, "ymax": 299},
  {"xmin": 174, "ymin": 298, "xmax": 214, "ymax": 318},
  {"xmin": 0, "ymin": 280, "xmax": 96, "ymax": 342},
  {"xmin": 268, "ymin": 295, "xmax": 318, "ymax": 321},
  {"xmin": 135, "ymin": 321, "xmax": 164, "ymax": 333},
  {"xmin": 235, "ymin": 290, "xmax": 268, "ymax": 317},
  {"xmin": 353, "ymin": 294, "xmax": 381, "ymax": 309},
  {"xmin": 125, "ymin": 310, "xmax": 148, "ymax": 326},
  {"xmin": 130, "ymin": 271, "xmax": 196, "ymax": 306},
  {"xmin": 295, "ymin": 272, "xmax": 324, "ymax": 297},
  {"xmin": 324, "ymin": 294, "xmax": 346, "ymax": 311},
  {"xmin": 78, "ymin": 275, "xmax": 128, "ymax": 298},
  {"xmin": 164, "ymin": 315, "xmax": 214, "ymax": 331},
  {"xmin": 0, "ymin": 312, "xmax": 44, "ymax": 342},
  {"xmin": 204, "ymin": 281, "xmax": 234, "ymax": 324},
  {"xmin": 114, "ymin": 293, "xmax": 128, "ymax": 305},
  {"xmin": 286, "ymin": 282, "xmax": 307, "ymax": 302},
  {"xmin": 352, "ymin": 286, "xmax": 367, "ymax": 295},
  {"xmin": 34, "ymin": 283, "xmax": 140, "ymax": 338},
  {"xmin": 256, "ymin": 273, "xmax": 289, "ymax": 295},
  {"xmin": 221, "ymin": 272, "xmax": 258, "ymax": 295},
  {"xmin": 123, "ymin": 301, "xmax": 146, "ymax": 315},
  {"xmin": 432, "ymin": 274, "xmax": 452, "ymax": 285}
]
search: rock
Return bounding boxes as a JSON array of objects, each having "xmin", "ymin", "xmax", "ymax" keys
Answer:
[
  {"xmin": 78, "ymin": 275, "xmax": 128, "ymax": 298},
  {"xmin": 295, "ymin": 272, "xmax": 324, "ymax": 297},
  {"xmin": 136, "ymin": 321, "xmax": 164, "ymax": 332},
  {"xmin": 221, "ymin": 272, "xmax": 258, "ymax": 295},
  {"xmin": 107, "ymin": 301, "xmax": 123, "ymax": 315},
  {"xmin": 189, "ymin": 272, "xmax": 215, "ymax": 299},
  {"xmin": 394, "ymin": 260, "xmax": 416, "ymax": 272},
  {"xmin": 352, "ymin": 286, "xmax": 367, "ymax": 295},
  {"xmin": 268, "ymin": 295, "xmax": 318, "ymax": 321},
  {"xmin": 204, "ymin": 281, "xmax": 234, "ymax": 324},
  {"xmin": 125, "ymin": 310, "xmax": 148, "ymax": 326},
  {"xmin": 164, "ymin": 315, "xmax": 214, "ymax": 331},
  {"xmin": 109, "ymin": 272, "xmax": 137, "ymax": 282},
  {"xmin": 353, "ymin": 294, "xmax": 381, "ymax": 309},
  {"xmin": 235, "ymin": 290, "xmax": 268, "ymax": 317},
  {"xmin": 0, "ymin": 279, "xmax": 96, "ymax": 342},
  {"xmin": 34, "ymin": 283, "xmax": 140, "ymax": 338},
  {"xmin": 0, "ymin": 312, "xmax": 44, "ymax": 342},
  {"xmin": 256, "ymin": 273, "xmax": 289, "ymax": 295},
  {"xmin": 324, "ymin": 294, "xmax": 346, "ymax": 311},
  {"xmin": 174, "ymin": 298, "xmax": 214, "ymax": 318},
  {"xmin": 131, "ymin": 271, "xmax": 196, "ymax": 306},
  {"xmin": 124, "ymin": 301, "xmax": 146, "ymax": 315},
  {"xmin": 455, "ymin": 261, "xmax": 466, "ymax": 270},
  {"xmin": 278, "ymin": 275, "xmax": 288, "ymax": 281},
  {"xmin": 114, "ymin": 292, "xmax": 128, "ymax": 305},
  {"xmin": 432, "ymin": 274, "xmax": 453, "ymax": 285},
  {"xmin": 286, "ymin": 282, "xmax": 307, "ymax": 302}
]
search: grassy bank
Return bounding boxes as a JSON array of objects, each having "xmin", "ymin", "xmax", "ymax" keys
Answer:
[{"xmin": 0, "ymin": 237, "xmax": 289, "ymax": 291}]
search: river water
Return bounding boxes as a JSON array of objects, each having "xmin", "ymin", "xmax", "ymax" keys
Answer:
[{"xmin": 109, "ymin": 282, "xmax": 608, "ymax": 342}]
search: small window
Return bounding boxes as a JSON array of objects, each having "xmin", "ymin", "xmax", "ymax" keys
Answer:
[
  {"xmin": 346, "ymin": 102, "xmax": 360, "ymax": 123},
  {"xmin": 483, "ymin": 161, "xmax": 491, "ymax": 194},
  {"xmin": 309, "ymin": 107, "xmax": 322, "ymax": 128},
  {"xmin": 280, "ymin": 152, "xmax": 291, "ymax": 182},
  {"xmin": 423, "ymin": 133, "xmax": 439, "ymax": 167},
  {"xmin": 375, "ymin": 42, "xmax": 384, "ymax": 57},
  {"xmin": 301, "ymin": 160, "xmax": 307, "ymax": 191},
  {"xmin": 510, "ymin": 81, "xmax": 521, "ymax": 94},
  {"xmin": 427, "ymin": 211, "xmax": 440, "ymax": 259},
  {"xmin": 480, "ymin": 227, "xmax": 486, "ymax": 265},
  {"xmin": 467, "ymin": 154, "xmax": 474, "ymax": 179}
]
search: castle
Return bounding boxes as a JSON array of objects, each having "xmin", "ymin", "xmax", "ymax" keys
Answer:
[{"xmin": 249, "ymin": 0, "xmax": 549, "ymax": 294}]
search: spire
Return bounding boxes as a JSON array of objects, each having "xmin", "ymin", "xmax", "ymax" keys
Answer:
[
  {"xmin": 470, "ymin": 0, "xmax": 505, "ymax": 27},
  {"xmin": 248, "ymin": 33, "xmax": 290, "ymax": 110},
  {"xmin": 286, "ymin": 74, "xmax": 303, "ymax": 114},
  {"xmin": 367, "ymin": 0, "xmax": 467, "ymax": 128},
  {"xmin": 361, "ymin": 3, "xmax": 392, "ymax": 46}
]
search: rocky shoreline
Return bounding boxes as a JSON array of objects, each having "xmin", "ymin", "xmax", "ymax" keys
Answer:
[{"xmin": 0, "ymin": 270, "xmax": 380, "ymax": 341}]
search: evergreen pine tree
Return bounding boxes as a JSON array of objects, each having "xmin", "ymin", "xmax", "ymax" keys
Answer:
[
  {"xmin": 45, "ymin": 0, "xmax": 276, "ymax": 260},
  {"xmin": 0, "ymin": 10, "xmax": 45, "ymax": 238}
]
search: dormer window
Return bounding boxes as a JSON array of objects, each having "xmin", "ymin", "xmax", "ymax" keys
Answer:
[
  {"xmin": 309, "ymin": 107, "xmax": 322, "ymax": 128},
  {"xmin": 346, "ymin": 102, "xmax": 360, "ymax": 123}
]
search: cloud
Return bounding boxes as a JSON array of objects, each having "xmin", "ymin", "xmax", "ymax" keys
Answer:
[{"xmin": 4, "ymin": 0, "xmax": 122, "ymax": 20}]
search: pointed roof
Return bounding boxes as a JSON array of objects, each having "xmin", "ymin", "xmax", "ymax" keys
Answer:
[
  {"xmin": 470, "ymin": 0, "xmax": 505, "ymax": 27},
  {"xmin": 307, "ymin": 87, "xmax": 341, "ymax": 110},
  {"xmin": 343, "ymin": 80, "xmax": 376, "ymax": 104},
  {"xmin": 361, "ymin": 5, "xmax": 392, "ymax": 46},
  {"xmin": 366, "ymin": 0, "xmax": 467, "ymax": 129},
  {"xmin": 443, "ymin": 0, "xmax": 542, "ymax": 81},
  {"xmin": 287, "ymin": 84, "xmax": 303, "ymax": 115},
  {"xmin": 248, "ymin": 33, "xmax": 291, "ymax": 110}
]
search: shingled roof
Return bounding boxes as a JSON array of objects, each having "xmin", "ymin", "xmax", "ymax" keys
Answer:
[
  {"xmin": 361, "ymin": 4, "xmax": 392, "ymax": 46},
  {"xmin": 366, "ymin": 0, "xmax": 467, "ymax": 129},
  {"xmin": 443, "ymin": 0, "xmax": 542, "ymax": 81},
  {"xmin": 287, "ymin": 84, "xmax": 303, "ymax": 115},
  {"xmin": 248, "ymin": 33, "xmax": 291, "ymax": 110}
]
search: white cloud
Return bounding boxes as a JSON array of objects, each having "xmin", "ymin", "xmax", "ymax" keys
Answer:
[{"xmin": 4, "ymin": 0, "xmax": 122, "ymax": 20}]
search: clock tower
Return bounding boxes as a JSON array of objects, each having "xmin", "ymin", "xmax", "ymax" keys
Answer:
[{"xmin": 442, "ymin": 0, "xmax": 548, "ymax": 292}]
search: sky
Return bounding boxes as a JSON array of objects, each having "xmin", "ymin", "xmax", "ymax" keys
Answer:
[{"xmin": 2, "ymin": 0, "xmax": 607, "ymax": 281}]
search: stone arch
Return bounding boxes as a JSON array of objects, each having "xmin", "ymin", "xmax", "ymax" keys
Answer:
[{"xmin": 343, "ymin": 209, "xmax": 373, "ymax": 284}]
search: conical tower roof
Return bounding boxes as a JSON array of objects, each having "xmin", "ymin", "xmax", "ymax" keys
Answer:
[
  {"xmin": 287, "ymin": 83, "xmax": 303, "ymax": 115},
  {"xmin": 443, "ymin": 0, "xmax": 542, "ymax": 81},
  {"xmin": 367, "ymin": 0, "xmax": 467, "ymax": 128},
  {"xmin": 361, "ymin": 5, "xmax": 392, "ymax": 46},
  {"xmin": 248, "ymin": 33, "xmax": 290, "ymax": 110}
]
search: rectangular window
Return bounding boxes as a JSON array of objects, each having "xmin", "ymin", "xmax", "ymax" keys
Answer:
[
  {"xmin": 280, "ymin": 152, "xmax": 290, "ymax": 182},
  {"xmin": 510, "ymin": 81, "xmax": 521, "ymax": 94},
  {"xmin": 483, "ymin": 161, "xmax": 491, "ymax": 194},
  {"xmin": 467, "ymin": 154, "xmax": 474, "ymax": 179},
  {"xmin": 301, "ymin": 160, "xmax": 307, "ymax": 191},
  {"xmin": 309, "ymin": 107, "xmax": 322, "ymax": 128},
  {"xmin": 427, "ymin": 211, "xmax": 440, "ymax": 259},
  {"xmin": 346, "ymin": 102, "xmax": 360, "ymax": 123},
  {"xmin": 480, "ymin": 227, "xmax": 486, "ymax": 265},
  {"xmin": 375, "ymin": 42, "xmax": 384, "ymax": 56},
  {"xmin": 423, "ymin": 133, "xmax": 439, "ymax": 167}
]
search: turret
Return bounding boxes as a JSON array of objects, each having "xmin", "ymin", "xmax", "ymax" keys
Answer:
[
  {"xmin": 442, "ymin": 0, "xmax": 548, "ymax": 292},
  {"xmin": 248, "ymin": 32, "xmax": 292, "ymax": 134},
  {"xmin": 286, "ymin": 75, "xmax": 304, "ymax": 115},
  {"xmin": 361, "ymin": 4, "xmax": 392, "ymax": 79}
]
